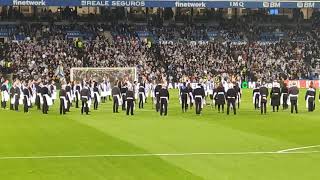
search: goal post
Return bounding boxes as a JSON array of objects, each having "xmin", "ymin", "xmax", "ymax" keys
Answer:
[{"xmin": 70, "ymin": 67, "xmax": 137, "ymax": 86}]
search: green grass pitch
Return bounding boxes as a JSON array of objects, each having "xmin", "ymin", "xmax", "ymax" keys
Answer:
[{"xmin": 0, "ymin": 89, "xmax": 320, "ymax": 180}]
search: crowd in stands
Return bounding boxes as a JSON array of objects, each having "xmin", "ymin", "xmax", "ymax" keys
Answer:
[{"xmin": 1, "ymin": 13, "xmax": 320, "ymax": 83}]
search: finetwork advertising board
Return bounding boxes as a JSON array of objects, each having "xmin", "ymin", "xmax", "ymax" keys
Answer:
[{"xmin": 3, "ymin": 0, "xmax": 320, "ymax": 8}]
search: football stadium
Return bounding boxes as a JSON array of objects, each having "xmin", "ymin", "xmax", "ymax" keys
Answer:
[{"xmin": 1, "ymin": 0, "xmax": 320, "ymax": 179}]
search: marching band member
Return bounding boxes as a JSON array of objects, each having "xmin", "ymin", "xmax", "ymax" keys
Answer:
[
  {"xmin": 234, "ymin": 82, "xmax": 241, "ymax": 109},
  {"xmin": 259, "ymin": 82, "xmax": 268, "ymax": 115},
  {"xmin": 226, "ymin": 83, "xmax": 237, "ymax": 115},
  {"xmin": 93, "ymin": 82, "xmax": 100, "ymax": 110},
  {"xmin": 22, "ymin": 82, "xmax": 31, "ymax": 113},
  {"xmin": 112, "ymin": 81, "xmax": 122, "ymax": 113},
  {"xmin": 74, "ymin": 81, "xmax": 82, "ymax": 108},
  {"xmin": 270, "ymin": 82, "xmax": 281, "ymax": 112},
  {"xmin": 50, "ymin": 80, "xmax": 57, "ymax": 104},
  {"xmin": 41, "ymin": 82, "xmax": 51, "ymax": 114},
  {"xmin": 126, "ymin": 85, "xmax": 135, "ymax": 116},
  {"xmin": 59, "ymin": 84, "xmax": 67, "ymax": 115},
  {"xmin": 180, "ymin": 82, "xmax": 188, "ymax": 112},
  {"xmin": 66, "ymin": 82, "xmax": 72, "ymax": 112},
  {"xmin": 1, "ymin": 80, "xmax": 9, "ymax": 109},
  {"xmin": 138, "ymin": 81, "xmax": 146, "ymax": 109},
  {"xmin": 215, "ymin": 83, "xmax": 225, "ymax": 113},
  {"xmin": 280, "ymin": 83, "xmax": 289, "ymax": 110},
  {"xmin": 155, "ymin": 81, "xmax": 162, "ymax": 112},
  {"xmin": 305, "ymin": 82, "xmax": 316, "ymax": 112},
  {"xmin": 193, "ymin": 83, "xmax": 205, "ymax": 115},
  {"xmin": 80, "ymin": 83, "xmax": 90, "ymax": 115},
  {"xmin": 252, "ymin": 84, "xmax": 260, "ymax": 110},
  {"xmin": 13, "ymin": 81, "xmax": 21, "ymax": 111},
  {"xmin": 288, "ymin": 82, "xmax": 299, "ymax": 114},
  {"xmin": 120, "ymin": 81, "xmax": 128, "ymax": 111},
  {"xmin": 159, "ymin": 83, "xmax": 169, "ymax": 116}
]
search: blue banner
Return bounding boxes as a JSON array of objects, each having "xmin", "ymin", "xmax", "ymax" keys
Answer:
[{"xmin": 1, "ymin": 0, "xmax": 320, "ymax": 8}]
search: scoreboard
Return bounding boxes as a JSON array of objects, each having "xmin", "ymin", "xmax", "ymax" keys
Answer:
[{"xmin": 1, "ymin": 0, "xmax": 320, "ymax": 8}]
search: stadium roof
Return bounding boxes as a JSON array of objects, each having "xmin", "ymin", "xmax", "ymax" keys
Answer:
[{"xmin": 1, "ymin": 0, "xmax": 319, "ymax": 8}]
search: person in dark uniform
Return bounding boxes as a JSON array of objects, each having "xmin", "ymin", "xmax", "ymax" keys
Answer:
[
  {"xmin": 80, "ymin": 83, "xmax": 90, "ymax": 115},
  {"xmin": 215, "ymin": 83, "xmax": 225, "ymax": 113},
  {"xmin": 66, "ymin": 83, "xmax": 72, "ymax": 112},
  {"xmin": 252, "ymin": 85, "xmax": 260, "ymax": 110},
  {"xmin": 288, "ymin": 82, "xmax": 299, "ymax": 114},
  {"xmin": 74, "ymin": 81, "xmax": 81, "ymax": 108},
  {"xmin": 154, "ymin": 82, "xmax": 162, "ymax": 112},
  {"xmin": 1, "ymin": 80, "xmax": 9, "ymax": 109},
  {"xmin": 187, "ymin": 83, "xmax": 193, "ymax": 109},
  {"xmin": 126, "ymin": 86, "xmax": 135, "ymax": 116},
  {"xmin": 59, "ymin": 84, "xmax": 67, "ymax": 115},
  {"xmin": 22, "ymin": 82, "xmax": 30, "ymax": 113},
  {"xmin": 93, "ymin": 82, "xmax": 100, "ymax": 110},
  {"xmin": 35, "ymin": 81, "xmax": 41, "ymax": 110},
  {"xmin": 14, "ymin": 81, "xmax": 21, "ymax": 111},
  {"xmin": 120, "ymin": 82, "xmax": 128, "ymax": 111},
  {"xmin": 226, "ymin": 84, "xmax": 237, "ymax": 115},
  {"xmin": 305, "ymin": 82, "xmax": 316, "ymax": 112},
  {"xmin": 112, "ymin": 81, "xmax": 121, "ymax": 113},
  {"xmin": 259, "ymin": 83, "xmax": 268, "ymax": 115},
  {"xmin": 159, "ymin": 84, "xmax": 169, "ymax": 116},
  {"xmin": 138, "ymin": 82, "xmax": 145, "ymax": 109},
  {"xmin": 9, "ymin": 83, "xmax": 15, "ymax": 110},
  {"xmin": 193, "ymin": 83, "xmax": 205, "ymax": 115},
  {"xmin": 180, "ymin": 82, "xmax": 188, "ymax": 112},
  {"xmin": 281, "ymin": 83, "xmax": 289, "ymax": 110},
  {"xmin": 234, "ymin": 83, "xmax": 241, "ymax": 109},
  {"xmin": 270, "ymin": 82, "xmax": 281, "ymax": 112},
  {"xmin": 41, "ymin": 82, "xmax": 50, "ymax": 114}
]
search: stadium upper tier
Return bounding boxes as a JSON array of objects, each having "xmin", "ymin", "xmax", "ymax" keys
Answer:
[{"xmin": 0, "ymin": 0, "xmax": 319, "ymax": 8}]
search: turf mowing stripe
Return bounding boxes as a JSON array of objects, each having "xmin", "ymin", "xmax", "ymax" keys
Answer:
[
  {"xmin": 0, "ymin": 150, "xmax": 320, "ymax": 160},
  {"xmin": 277, "ymin": 145, "xmax": 320, "ymax": 153}
]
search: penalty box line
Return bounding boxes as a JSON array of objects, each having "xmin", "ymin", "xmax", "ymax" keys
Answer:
[{"xmin": 0, "ymin": 151, "xmax": 320, "ymax": 160}]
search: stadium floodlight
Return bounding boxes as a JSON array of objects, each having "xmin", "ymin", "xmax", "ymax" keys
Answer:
[{"xmin": 70, "ymin": 67, "xmax": 137, "ymax": 86}]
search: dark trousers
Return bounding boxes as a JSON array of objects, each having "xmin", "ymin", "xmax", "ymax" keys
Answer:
[
  {"xmin": 113, "ymin": 96, "xmax": 119, "ymax": 113},
  {"xmin": 75, "ymin": 92, "xmax": 79, "ymax": 108},
  {"xmin": 195, "ymin": 97, "xmax": 202, "ymax": 114},
  {"xmin": 60, "ymin": 98, "xmax": 66, "ymax": 115},
  {"xmin": 139, "ymin": 94, "xmax": 144, "ymax": 109},
  {"xmin": 156, "ymin": 96, "xmax": 160, "ymax": 112},
  {"xmin": 283, "ymin": 96, "xmax": 288, "ymax": 110},
  {"xmin": 14, "ymin": 97, "xmax": 19, "ymax": 111},
  {"xmin": 308, "ymin": 101, "xmax": 315, "ymax": 112},
  {"xmin": 237, "ymin": 96, "xmax": 240, "ymax": 109},
  {"xmin": 260, "ymin": 101, "xmax": 267, "ymax": 114},
  {"xmin": 94, "ymin": 95, "xmax": 98, "ymax": 110},
  {"xmin": 160, "ymin": 98, "xmax": 168, "ymax": 116},
  {"xmin": 23, "ymin": 97, "xmax": 28, "ymax": 113},
  {"xmin": 122, "ymin": 95, "xmax": 126, "ymax": 110},
  {"xmin": 126, "ymin": 100, "xmax": 134, "ymax": 115},
  {"xmin": 181, "ymin": 94, "xmax": 187, "ymax": 112},
  {"xmin": 42, "ymin": 97, "xmax": 48, "ymax": 114},
  {"xmin": 218, "ymin": 104, "xmax": 224, "ymax": 113},
  {"xmin": 36, "ymin": 95, "xmax": 41, "ymax": 110},
  {"xmin": 272, "ymin": 106, "xmax": 279, "ymax": 112},
  {"xmin": 290, "ymin": 99, "xmax": 298, "ymax": 114},
  {"xmin": 254, "ymin": 97, "xmax": 259, "ymax": 109},
  {"xmin": 81, "ymin": 100, "xmax": 88, "ymax": 115},
  {"xmin": 1, "ymin": 101, "xmax": 6, "ymax": 109},
  {"xmin": 227, "ymin": 100, "xmax": 236, "ymax": 115}
]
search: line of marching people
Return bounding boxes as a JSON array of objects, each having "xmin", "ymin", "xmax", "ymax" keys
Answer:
[
  {"xmin": 111, "ymin": 79, "xmax": 170, "ymax": 116},
  {"xmin": 252, "ymin": 81, "xmax": 317, "ymax": 114},
  {"xmin": 178, "ymin": 80, "xmax": 241, "ymax": 115},
  {"xmin": 0, "ymin": 79, "xmax": 56, "ymax": 114}
]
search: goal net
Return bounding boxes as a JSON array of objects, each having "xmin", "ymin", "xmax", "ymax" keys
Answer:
[{"xmin": 70, "ymin": 67, "xmax": 137, "ymax": 85}]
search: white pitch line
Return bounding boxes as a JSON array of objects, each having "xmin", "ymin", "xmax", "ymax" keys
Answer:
[
  {"xmin": 277, "ymin": 145, "xmax": 320, "ymax": 153},
  {"xmin": 0, "ymin": 151, "xmax": 320, "ymax": 160}
]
